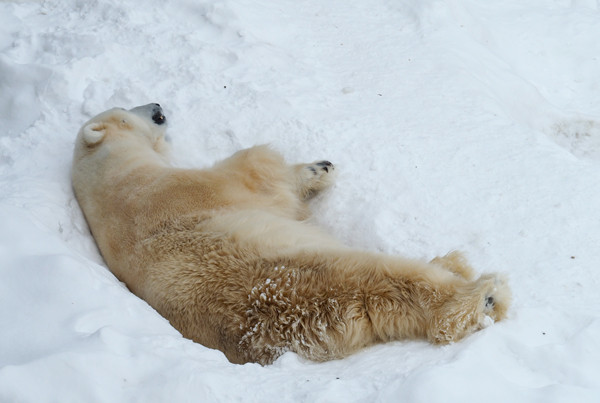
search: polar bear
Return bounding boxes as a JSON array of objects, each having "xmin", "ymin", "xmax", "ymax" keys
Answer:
[{"xmin": 72, "ymin": 103, "xmax": 510, "ymax": 365}]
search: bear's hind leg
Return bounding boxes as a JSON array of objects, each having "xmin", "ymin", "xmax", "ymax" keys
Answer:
[
  {"xmin": 430, "ymin": 251, "xmax": 476, "ymax": 280},
  {"xmin": 427, "ymin": 273, "xmax": 510, "ymax": 344}
]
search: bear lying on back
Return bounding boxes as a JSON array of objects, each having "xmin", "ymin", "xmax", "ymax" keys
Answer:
[{"xmin": 72, "ymin": 103, "xmax": 510, "ymax": 365}]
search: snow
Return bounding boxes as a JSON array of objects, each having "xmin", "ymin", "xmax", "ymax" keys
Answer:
[{"xmin": 1, "ymin": 0, "xmax": 600, "ymax": 401}]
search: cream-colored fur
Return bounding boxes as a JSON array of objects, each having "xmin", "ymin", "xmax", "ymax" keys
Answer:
[{"xmin": 72, "ymin": 104, "xmax": 511, "ymax": 365}]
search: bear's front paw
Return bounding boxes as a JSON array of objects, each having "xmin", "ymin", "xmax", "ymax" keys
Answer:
[{"xmin": 295, "ymin": 160, "xmax": 336, "ymax": 200}]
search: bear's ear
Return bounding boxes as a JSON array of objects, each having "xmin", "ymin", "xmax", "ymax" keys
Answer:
[{"xmin": 82, "ymin": 122, "xmax": 106, "ymax": 146}]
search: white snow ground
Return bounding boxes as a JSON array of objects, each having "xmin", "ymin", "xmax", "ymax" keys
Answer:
[{"xmin": 1, "ymin": 0, "xmax": 600, "ymax": 401}]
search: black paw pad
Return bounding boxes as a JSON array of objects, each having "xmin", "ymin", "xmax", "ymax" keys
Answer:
[
  {"xmin": 485, "ymin": 296, "xmax": 495, "ymax": 309},
  {"xmin": 315, "ymin": 161, "xmax": 334, "ymax": 173}
]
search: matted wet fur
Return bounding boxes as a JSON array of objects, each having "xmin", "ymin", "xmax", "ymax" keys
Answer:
[{"xmin": 72, "ymin": 104, "xmax": 511, "ymax": 365}]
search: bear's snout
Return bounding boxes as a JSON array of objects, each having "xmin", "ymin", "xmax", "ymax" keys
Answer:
[
  {"xmin": 151, "ymin": 104, "xmax": 166, "ymax": 126},
  {"xmin": 129, "ymin": 103, "xmax": 167, "ymax": 126}
]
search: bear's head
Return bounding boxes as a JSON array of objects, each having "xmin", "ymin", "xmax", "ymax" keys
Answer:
[{"xmin": 74, "ymin": 103, "xmax": 169, "ymax": 162}]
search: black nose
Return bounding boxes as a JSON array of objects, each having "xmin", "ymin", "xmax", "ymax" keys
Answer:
[{"xmin": 152, "ymin": 104, "xmax": 166, "ymax": 125}]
